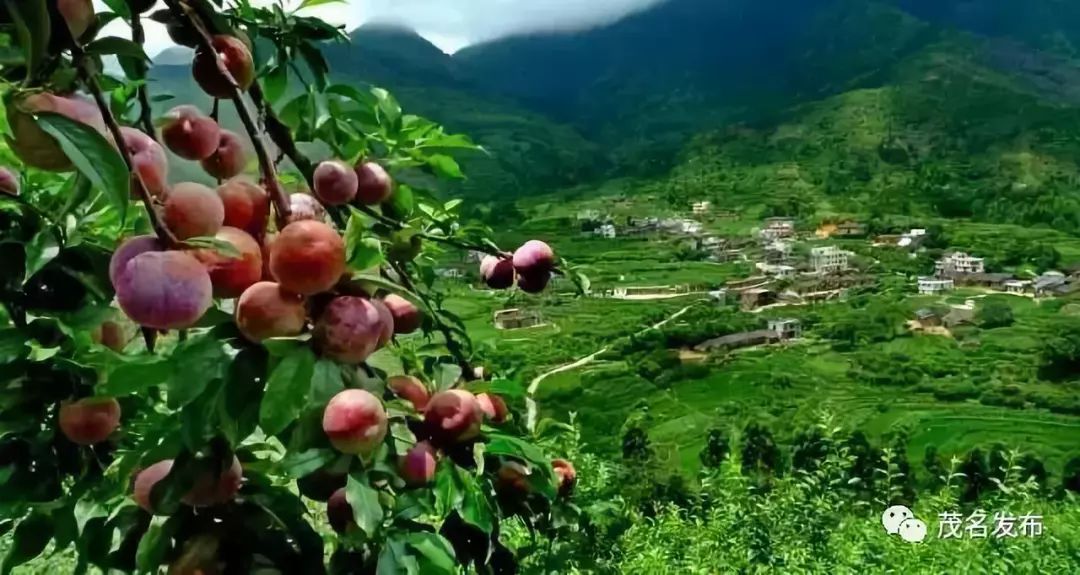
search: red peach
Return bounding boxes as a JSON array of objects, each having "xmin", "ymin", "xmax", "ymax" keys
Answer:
[
  {"xmin": 476, "ymin": 393, "xmax": 508, "ymax": 424},
  {"xmin": 182, "ymin": 456, "xmax": 243, "ymax": 507},
  {"xmin": 217, "ymin": 177, "xmax": 269, "ymax": 237},
  {"xmin": 269, "ymin": 221, "xmax": 346, "ymax": 295},
  {"xmin": 192, "ymin": 35, "xmax": 255, "ymax": 98},
  {"xmin": 370, "ymin": 298, "xmax": 394, "ymax": 347},
  {"xmin": 496, "ymin": 461, "xmax": 531, "ymax": 495},
  {"xmin": 133, "ymin": 459, "xmax": 174, "ymax": 513},
  {"xmin": 480, "ymin": 256, "xmax": 515, "ymax": 290},
  {"xmin": 0, "ymin": 167, "xmax": 19, "ymax": 196},
  {"xmin": 93, "ymin": 320, "xmax": 127, "ymax": 352},
  {"xmin": 234, "ymin": 282, "xmax": 306, "ymax": 342},
  {"xmin": 314, "ymin": 160, "xmax": 358, "ymax": 206},
  {"xmin": 200, "ymin": 130, "xmax": 247, "ymax": 180},
  {"xmin": 113, "ymin": 251, "xmax": 213, "ymax": 330},
  {"xmin": 6, "ymin": 92, "xmax": 106, "ymax": 171},
  {"xmin": 314, "ymin": 296, "xmax": 384, "ymax": 364},
  {"xmin": 322, "ymin": 389, "xmax": 388, "ymax": 456},
  {"xmin": 424, "ymin": 390, "xmax": 483, "ymax": 446},
  {"xmin": 192, "ymin": 227, "xmax": 262, "ymax": 298},
  {"xmin": 164, "ymin": 182, "xmax": 225, "ymax": 240},
  {"xmin": 381, "ymin": 294, "xmax": 421, "ymax": 334},
  {"xmin": 58, "ymin": 397, "xmax": 121, "ymax": 445},
  {"xmin": 513, "ymin": 240, "xmax": 555, "ymax": 276},
  {"xmin": 326, "ymin": 488, "xmax": 353, "ymax": 534},
  {"xmin": 57, "ymin": 0, "xmax": 95, "ymax": 40},
  {"xmin": 387, "ymin": 375, "xmax": 430, "ymax": 412},
  {"xmin": 354, "ymin": 161, "xmax": 392, "ymax": 205},
  {"xmin": 399, "ymin": 441, "xmax": 437, "ymax": 486},
  {"xmin": 121, "ymin": 127, "xmax": 169, "ymax": 199},
  {"xmin": 517, "ymin": 270, "xmax": 551, "ymax": 294},
  {"xmin": 552, "ymin": 458, "xmax": 576, "ymax": 497},
  {"xmin": 109, "ymin": 235, "xmax": 163, "ymax": 286},
  {"xmin": 161, "ymin": 105, "xmax": 221, "ymax": 161}
]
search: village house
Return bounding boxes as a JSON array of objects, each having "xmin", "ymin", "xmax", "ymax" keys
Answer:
[
  {"xmin": 694, "ymin": 329, "xmax": 780, "ymax": 353},
  {"xmin": 692, "ymin": 200, "xmax": 712, "ymax": 215},
  {"xmin": 493, "ymin": 308, "xmax": 545, "ymax": 330},
  {"xmin": 764, "ymin": 239, "xmax": 793, "ymax": 264},
  {"xmin": 943, "ymin": 301, "xmax": 977, "ymax": 328},
  {"xmin": 708, "ymin": 288, "xmax": 729, "ymax": 303},
  {"xmin": 914, "ymin": 308, "xmax": 942, "ymax": 328},
  {"xmin": 1034, "ymin": 273, "xmax": 1069, "ymax": 298},
  {"xmin": 594, "ymin": 223, "xmax": 617, "ymax": 238},
  {"xmin": 760, "ymin": 217, "xmax": 796, "ymax": 240},
  {"xmin": 612, "ymin": 285, "xmax": 691, "ymax": 299},
  {"xmin": 898, "ymin": 229, "xmax": 927, "ymax": 250},
  {"xmin": 810, "ymin": 246, "xmax": 852, "ymax": 274},
  {"xmin": 436, "ymin": 268, "xmax": 465, "ymax": 279},
  {"xmin": 918, "ymin": 277, "xmax": 955, "ymax": 295},
  {"xmin": 767, "ymin": 318, "xmax": 802, "ymax": 340},
  {"xmin": 1003, "ymin": 279, "xmax": 1031, "ymax": 294},
  {"xmin": 835, "ymin": 221, "xmax": 867, "ymax": 237},
  {"xmin": 756, "ymin": 262, "xmax": 797, "ymax": 279},
  {"xmin": 936, "ymin": 252, "xmax": 985, "ymax": 275},
  {"xmin": 741, "ymin": 288, "xmax": 777, "ymax": 310},
  {"xmin": 953, "ymin": 272, "xmax": 1014, "ymax": 290}
]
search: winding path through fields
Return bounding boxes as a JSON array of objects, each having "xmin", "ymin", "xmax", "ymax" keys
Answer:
[{"xmin": 525, "ymin": 301, "xmax": 701, "ymax": 431}]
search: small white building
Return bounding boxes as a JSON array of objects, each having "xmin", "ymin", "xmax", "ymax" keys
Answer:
[
  {"xmin": 810, "ymin": 246, "xmax": 851, "ymax": 274},
  {"xmin": 594, "ymin": 223, "xmax": 617, "ymax": 238},
  {"xmin": 1003, "ymin": 279, "xmax": 1031, "ymax": 294},
  {"xmin": 760, "ymin": 217, "xmax": 796, "ymax": 240},
  {"xmin": 692, "ymin": 201, "xmax": 712, "ymax": 215},
  {"xmin": 918, "ymin": 277, "xmax": 955, "ymax": 295},
  {"xmin": 936, "ymin": 252, "xmax": 985, "ymax": 275},
  {"xmin": 768, "ymin": 318, "xmax": 802, "ymax": 340},
  {"xmin": 756, "ymin": 262, "xmax": 797, "ymax": 278}
]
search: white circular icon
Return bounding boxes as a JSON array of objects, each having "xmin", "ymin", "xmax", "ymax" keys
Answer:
[
  {"xmin": 881, "ymin": 505, "xmax": 914, "ymax": 535},
  {"xmin": 898, "ymin": 518, "xmax": 928, "ymax": 543}
]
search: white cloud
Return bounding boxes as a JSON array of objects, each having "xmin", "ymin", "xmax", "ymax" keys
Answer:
[{"xmin": 92, "ymin": 0, "xmax": 663, "ymax": 57}]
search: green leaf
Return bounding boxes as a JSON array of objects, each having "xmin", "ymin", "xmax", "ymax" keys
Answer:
[
  {"xmin": 434, "ymin": 363, "xmax": 462, "ymax": 392},
  {"xmin": 23, "ymin": 228, "xmax": 60, "ymax": 281},
  {"xmin": 377, "ymin": 537, "xmax": 420, "ymax": 575},
  {"xmin": 135, "ymin": 516, "xmax": 174, "ymax": 574},
  {"xmin": 457, "ymin": 469, "xmax": 494, "ymax": 534},
  {"xmin": 344, "ymin": 211, "xmax": 385, "ymax": 271},
  {"xmin": 167, "ymin": 336, "xmax": 228, "ymax": 408},
  {"xmin": 427, "ymin": 155, "xmax": 464, "ymax": 180},
  {"xmin": 297, "ymin": 0, "xmax": 346, "ymax": 10},
  {"xmin": 345, "ymin": 471, "xmax": 384, "ymax": 538},
  {"xmin": 486, "ymin": 434, "xmax": 557, "ymax": 499},
  {"xmin": 35, "ymin": 112, "xmax": 130, "ymax": 225},
  {"xmin": 486, "ymin": 378, "xmax": 525, "ymax": 400},
  {"xmin": 385, "ymin": 183, "xmax": 415, "ymax": 218},
  {"xmin": 262, "ymin": 63, "xmax": 289, "ymax": 105},
  {"xmin": 84, "ymin": 36, "xmax": 150, "ymax": 60},
  {"xmin": 310, "ymin": 359, "xmax": 345, "ymax": 405},
  {"xmin": 182, "ymin": 236, "xmax": 241, "ymax": 259},
  {"xmin": 280, "ymin": 448, "xmax": 337, "ymax": 479},
  {"xmin": 1, "ymin": 512, "xmax": 53, "ymax": 575},
  {"xmin": 404, "ymin": 532, "xmax": 456, "ymax": 575},
  {"xmin": 433, "ymin": 459, "xmax": 463, "ymax": 517},
  {"xmin": 371, "ymin": 88, "xmax": 402, "ymax": 129},
  {"xmin": 219, "ymin": 348, "xmax": 268, "ymax": 444},
  {"xmin": 99, "ymin": 358, "xmax": 170, "ymax": 396},
  {"xmin": 259, "ymin": 346, "xmax": 317, "ymax": 435},
  {"xmin": 4, "ymin": 0, "xmax": 50, "ymax": 79}
]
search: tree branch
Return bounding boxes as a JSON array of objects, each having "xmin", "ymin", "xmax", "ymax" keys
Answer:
[
  {"xmin": 73, "ymin": 51, "xmax": 176, "ymax": 247},
  {"xmin": 247, "ymin": 80, "xmax": 315, "ymax": 188},
  {"xmin": 163, "ymin": 0, "xmax": 292, "ymax": 228},
  {"xmin": 388, "ymin": 260, "xmax": 476, "ymax": 382},
  {"xmin": 128, "ymin": 7, "xmax": 156, "ymax": 137}
]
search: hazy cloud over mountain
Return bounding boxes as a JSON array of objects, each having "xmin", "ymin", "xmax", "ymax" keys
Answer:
[{"xmin": 94, "ymin": 0, "xmax": 667, "ymax": 57}]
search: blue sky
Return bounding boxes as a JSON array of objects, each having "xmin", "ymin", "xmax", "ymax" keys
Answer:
[{"xmin": 93, "ymin": 0, "xmax": 665, "ymax": 57}]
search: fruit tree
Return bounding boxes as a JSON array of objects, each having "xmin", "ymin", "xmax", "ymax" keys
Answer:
[{"xmin": 0, "ymin": 1, "xmax": 583, "ymax": 573}]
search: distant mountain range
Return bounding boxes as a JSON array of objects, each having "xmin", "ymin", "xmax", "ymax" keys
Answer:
[{"xmin": 149, "ymin": 0, "xmax": 1080, "ymax": 228}]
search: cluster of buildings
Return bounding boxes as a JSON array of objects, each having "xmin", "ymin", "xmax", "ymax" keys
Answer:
[{"xmin": 918, "ymin": 252, "xmax": 1080, "ymax": 298}]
